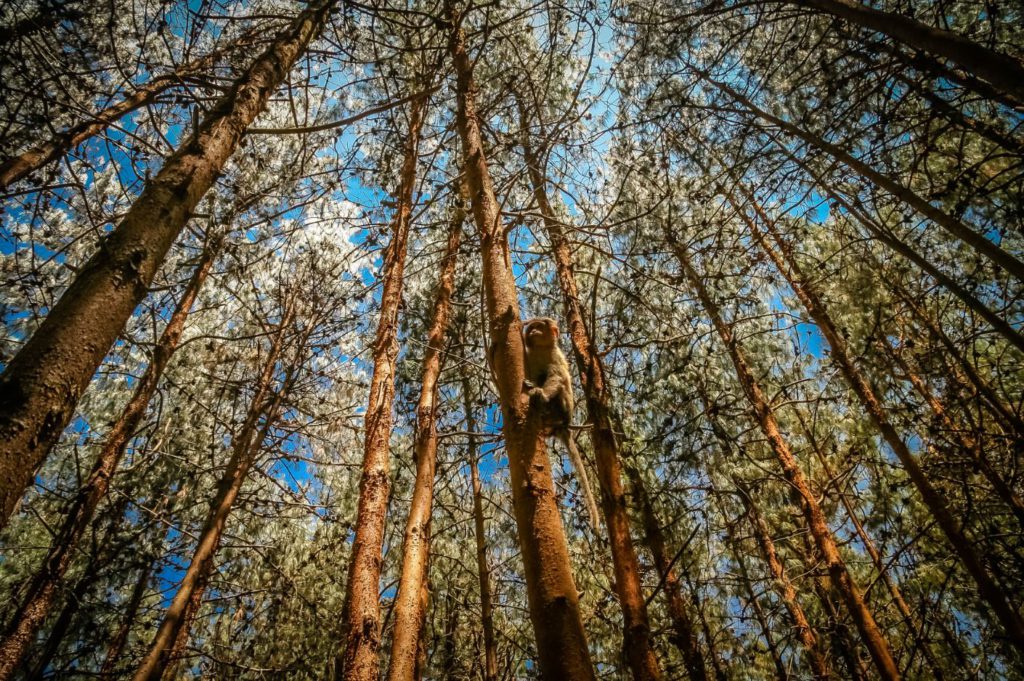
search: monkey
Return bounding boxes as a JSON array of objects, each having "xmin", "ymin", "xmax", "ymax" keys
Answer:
[{"xmin": 521, "ymin": 317, "xmax": 602, "ymax": 530}]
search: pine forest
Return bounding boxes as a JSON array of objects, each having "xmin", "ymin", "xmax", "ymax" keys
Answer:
[{"xmin": 0, "ymin": 0, "xmax": 1023, "ymax": 678}]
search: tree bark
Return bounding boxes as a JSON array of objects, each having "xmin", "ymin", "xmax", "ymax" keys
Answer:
[
  {"xmin": 461, "ymin": 357, "xmax": 499, "ymax": 681},
  {"xmin": 695, "ymin": 70, "xmax": 1024, "ymax": 282},
  {"xmin": 336, "ymin": 91, "xmax": 429, "ymax": 681},
  {"xmin": 778, "ymin": 0, "xmax": 1024, "ymax": 105},
  {"xmin": 0, "ymin": 243, "xmax": 216, "ymax": 681},
  {"xmin": 627, "ymin": 469, "xmax": 709, "ymax": 681},
  {"xmin": 717, "ymin": 179, "xmax": 1024, "ymax": 652},
  {"xmin": 131, "ymin": 306, "xmax": 294, "ymax": 681},
  {"xmin": 665, "ymin": 231, "xmax": 900, "ymax": 680},
  {"xmin": 447, "ymin": 7, "xmax": 595, "ymax": 679},
  {"xmin": 386, "ymin": 186, "xmax": 464, "ymax": 681},
  {"xmin": 0, "ymin": 0, "xmax": 333, "ymax": 525},
  {"xmin": 516, "ymin": 94, "xmax": 661, "ymax": 681}
]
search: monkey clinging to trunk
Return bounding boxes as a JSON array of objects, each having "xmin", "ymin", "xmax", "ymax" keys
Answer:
[{"xmin": 521, "ymin": 317, "xmax": 601, "ymax": 530}]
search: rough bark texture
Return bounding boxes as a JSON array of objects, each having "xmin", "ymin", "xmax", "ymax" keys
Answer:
[
  {"xmin": 628, "ymin": 470, "xmax": 709, "ymax": 681},
  {"xmin": 386, "ymin": 189, "xmax": 463, "ymax": 681},
  {"xmin": 461, "ymin": 362, "xmax": 499, "ymax": 681},
  {"xmin": 728, "ymin": 186, "xmax": 1024, "ymax": 654},
  {"xmin": 131, "ymin": 308, "xmax": 294, "ymax": 681},
  {"xmin": 666, "ymin": 232, "xmax": 901, "ymax": 680},
  {"xmin": 0, "ymin": 0, "xmax": 334, "ymax": 525},
  {"xmin": 0, "ymin": 245, "xmax": 216, "ymax": 681},
  {"xmin": 447, "ymin": 8, "xmax": 595, "ymax": 679},
  {"xmin": 782, "ymin": 0, "xmax": 1024, "ymax": 104},
  {"xmin": 336, "ymin": 92, "xmax": 428, "ymax": 681},
  {"xmin": 517, "ymin": 94, "xmax": 661, "ymax": 681},
  {"xmin": 697, "ymin": 70, "xmax": 1024, "ymax": 283}
]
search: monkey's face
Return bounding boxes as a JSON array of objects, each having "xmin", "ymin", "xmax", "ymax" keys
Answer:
[{"xmin": 523, "ymin": 317, "xmax": 559, "ymax": 348}]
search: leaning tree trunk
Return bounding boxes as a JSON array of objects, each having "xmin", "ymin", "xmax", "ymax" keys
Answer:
[
  {"xmin": 100, "ymin": 550, "xmax": 159, "ymax": 675},
  {"xmin": 447, "ymin": 6, "xmax": 595, "ymax": 679},
  {"xmin": 386, "ymin": 187, "xmax": 464, "ymax": 681},
  {"xmin": 666, "ymin": 232, "xmax": 901, "ymax": 680},
  {"xmin": 335, "ymin": 91, "xmax": 429, "ymax": 681},
  {"xmin": 0, "ymin": 243, "xmax": 217, "ymax": 681},
  {"xmin": 778, "ymin": 0, "xmax": 1024, "ymax": 105},
  {"xmin": 722, "ymin": 179, "xmax": 1024, "ymax": 652},
  {"xmin": 627, "ymin": 469, "xmax": 710, "ymax": 681},
  {"xmin": 694, "ymin": 70, "xmax": 1024, "ymax": 283},
  {"xmin": 0, "ymin": 0, "xmax": 334, "ymax": 525},
  {"xmin": 131, "ymin": 307, "xmax": 294, "ymax": 681},
  {"xmin": 516, "ymin": 94, "xmax": 661, "ymax": 681},
  {"xmin": 0, "ymin": 39, "xmax": 247, "ymax": 189},
  {"xmin": 460, "ymin": 355, "xmax": 499, "ymax": 681}
]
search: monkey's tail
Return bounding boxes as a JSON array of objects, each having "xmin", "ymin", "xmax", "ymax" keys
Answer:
[{"xmin": 561, "ymin": 429, "xmax": 603, "ymax": 533}]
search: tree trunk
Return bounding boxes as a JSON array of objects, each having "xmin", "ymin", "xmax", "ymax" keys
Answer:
[
  {"xmin": 627, "ymin": 469, "xmax": 710, "ymax": 681},
  {"xmin": 336, "ymin": 91, "xmax": 429, "ymax": 681},
  {"xmin": 732, "ymin": 483, "xmax": 833, "ymax": 681},
  {"xmin": 665, "ymin": 232, "xmax": 900, "ymax": 680},
  {"xmin": 791, "ymin": 408, "xmax": 951, "ymax": 680},
  {"xmin": 447, "ymin": 7, "xmax": 595, "ymax": 679},
  {"xmin": 696, "ymin": 70, "xmax": 1024, "ymax": 282},
  {"xmin": 721, "ymin": 180, "xmax": 1024, "ymax": 653},
  {"xmin": 0, "ymin": 0, "xmax": 333, "ymax": 524},
  {"xmin": 131, "ymin": 307, "xmax": 294, "ymax": 681},
  {"xmin": 386, "ymin": 186, "xmax": 464, "ymax": 681},
  {"xmin": 779, "ymin": 0, "xmax": 1024, "ymax": 105},
  {"xmin": 516, "ymin": 94, "xmax": 662, "ymax": 681},
  {"xmin": 0, "ymin": 41, "xmax": 243, "ymax": 189},
  {"xmin": 461, "ymin": 358, "xmax": 499, "ymax": 681},
  {"xmin": 100, "ymin": 555, "xmax": 157, "ymax": 676},
  {"xmin": 0, "ymin": 243, "xmax": 217, "ymax": 680}
]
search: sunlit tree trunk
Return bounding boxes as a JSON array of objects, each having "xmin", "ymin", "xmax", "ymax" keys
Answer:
[
  {"xmin": 777, "ymin": 0, "xmax": 1024, "ymax": 105},
  {"xmin": 666, "ymin": 232, "xmax": 900, "ymax": 680},
  {"xmin": 460, "ymin": 345, "xmax": 499, "ymax": 681},
  {"xmin": 516, "ymin": 95, "xmax": 662, "ymax": 681},
  {"xmin": 447, "ymin": 7, "xmax": 595, "ymax": 678},
  {"xmin": 722, "ymin": 181, "xmax": 1024, "ymax": 652},
  {"xmin": 790, "ymin": 408, "xmax": 951, "ymax": 680},
  {"xmin": 335, "ymin": 90, "xmax": 429, "ymax": 681},
  {"xmin": 0, "ymin": 0, "xmax": 334, "ymax": 524},
  {"xmin": 0, "ymin": 243, "xmax": 217, "ymax": 680},
  {"xmin": 627, "ymin": 468, "xmax": 710, "ymax": 681},
  {"xmin": 386, "ymin": 188, "xmax": 464, "ymax": 681},
  {"xmin": 131, "ymin": 307, "xmax": 295, "ymax": 681}
]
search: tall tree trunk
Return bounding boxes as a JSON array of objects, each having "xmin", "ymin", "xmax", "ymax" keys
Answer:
[
  {"xmin": 336, "ymin": 91, "xmax": 429, "ymax": 681},
  {"xmin": 665, "ymin": 232, "xmax": 900, "ymax": 680},
  {"xmin": 0, "ymin": 41, "xmax": 243, "ymax": 188},
  {"xmin": 100, "ymin": 554, "xmax": 157, "ymax": 676},
  {"xmin": 446, "ymin": 7, "xmax": 595, "ymax": 679},
  {"xmin": 627, "ymin": 468, "xmax": 710, "ymax": 681},
  {"xmin": 883, "ymin": 341, "xmax": 1024, "ymax": 528},
  {"xmin": 777, "ymin": 0, "xmax": 1024, "ymax": 105},
  {"xmin": 694, "ymin": 70, "xmax": 1024, "ymax": 282},
  {"xmin": 386, "ymin": 187, "xmax": 464, "ymax": 681},
  {"xmin": 720, "ymin": 506, "xmax": 790, "ymax": 681},
  {"xmin": 719, "ymin": 179, "xmax": 1024, "ymax": 652},
  {"xmin": 131, "ymin": 307, "xmax": 294, "ymax": 681},
  {"xmin": 461, "ymin": 358, "xmax": 499, "ymax": 681},
  {"xmin": 732, "ymin": 483, "xmax": 833, "ymax": 681},
  {"xmin": 0, "ymin": 243, "xmax": 217, "ymax": 680},
  {"xmin": 790, "ymin": 408, "xmax": 951, "ymax": 679},
  {"xmin": 516, "ymin": 95, "xmax": 662, "ymax": 681},
  {"xmin": 0, "ymin": 0, "xmax": 334, "ymax": 524}
]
